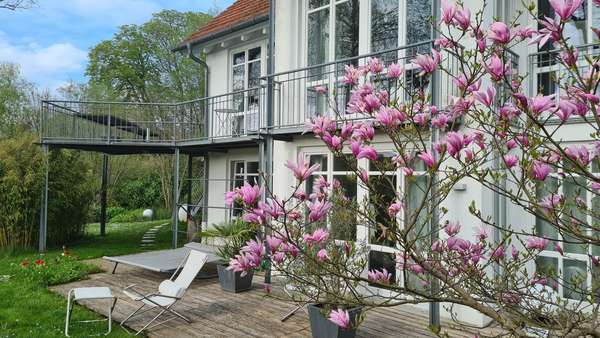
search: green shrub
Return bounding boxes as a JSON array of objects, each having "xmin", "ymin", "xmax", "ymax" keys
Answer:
[
  {"xmin": 0, "ymin": 133, "xmax": 94, "ymax": 249},
  {"xmin": 109, "ymin": 208, "xmax": 145, "ymax": 223},
  {"xmin": 14, "ymin": 254, "xmax": 101, "ymax": 287},
  {"xmin": 112, "ymin": 173, "xmax": 163, "ymax": 210},
  {"xmin": 201, "ymin": 219, "xmax": 258, "ymax": 261}
]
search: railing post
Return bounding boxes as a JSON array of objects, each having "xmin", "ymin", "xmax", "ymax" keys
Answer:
[
  {"xmin": 107, "ymin": 104, "xmax": 111, "ymax": 144},
  {"xmin": 39, "ymin": 144, "xmax": 49, "ymax": 253},
  {"xmin": 172, "ymin": 147, "xmax": 180, "ymax": 249},
  {"xmin": 429, "ymin": 0, "xmax": 441, "ymax": 329},
  {"xmin": 100, "ymin": 154, "xmax": 109, "ymax": 237}
]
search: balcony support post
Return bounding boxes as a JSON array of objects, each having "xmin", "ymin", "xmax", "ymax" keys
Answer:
[
  {"xmin": 39, "ymin": 144, "xmax": 49, "ymax": 252},
  {"xmin": 172, "ymin": 148, "xmax": 180, "ymax": 249},
  {"xmin": 429, "ymin": 0, "xmax": 441, "ymax": 329},
  {"xmin": 100, "ymin": 153, "xmax": 109, "ymax": 237}
]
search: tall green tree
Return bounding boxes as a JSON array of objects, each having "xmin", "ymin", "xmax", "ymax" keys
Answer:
[
  {"xmin": 86, "ymin": 10, "xmax": 211, "ymax": 103},
  {"xmin": 0, "ymin": 63, "xmax": 45, "ymax": 136}
]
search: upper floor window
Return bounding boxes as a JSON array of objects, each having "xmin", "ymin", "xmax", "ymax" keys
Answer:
[
  {"xmin": 371, "ymin": 0, "xmax": 431, "ymax": 53},
  {"xmin": 538, "ymin": 0, "xmax": 600, "ymax": 46},
  {"xmin": 231, "ymin": 46, "xmax": 262, "ymax": 112},
  {"xmin": 307, "ymin": 0, "xmax": 360, "ymax": 69}
]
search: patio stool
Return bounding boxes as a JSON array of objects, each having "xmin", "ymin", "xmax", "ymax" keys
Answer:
[{"xmin": 65, "ymin": 287, "xmax": 117, "ymax": 337}]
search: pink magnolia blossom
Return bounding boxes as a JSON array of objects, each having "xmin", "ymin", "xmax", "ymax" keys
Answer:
[
  {"xmin": 285, "ymin": 155, "xmax": 320, "ymax": 182},
  {"xmin": 531, "ymin": 160, "xmax": 552, "ymax": 181},
  {"xmin": 316, "ymin": 248, "xmax": 329, "ymax": 261},
  {"xmin": 340, "ymin": 122, "xmax": 354, "ymax": 139},
  {"xmin": 431, "ymin": 113, "xmax": 451, "ymax": 129},
  {"xmin": 503, "ymin": 154, "xmax": 519, "ymax": 168},
  {"xmin": 533, "ymin": 17, "xmax": 562, "ymax": 47},
  {"xmin": 490, "ymin": 246, "xmax": 506, "ymax": 260},
  {"xmin": 239, "ymin": 183, "xmax": 261, "ymax": 206},
  {"xmin": 227, "ymin": 252, "xmax": 260, "ymax": 276},
  {"xmin": 555, "ymin": 99, "xmax": 577, "ymax": 121},
  {"xmin": 243, "ymin": 208, "xmax": 267, "ymax": 224},
  {"xmin": 538, "ymin": 194, "xmax": 563, "ymax": 214},
  {"xmin": 511, "ymin": 245, "xmax": 519, "ymax": 260},
  {"xmin": 303, "ymin": 227, "xmax": 330, "ymax": 245},
  {"xmin": 528, "ymin": 94, "xmax": 555, "ymax": 115},
  {"xmin": 402, "ymin": 167, "xmax": 414, "ymax": 176},
  {"xmin": 418, "ymin": 151, "xmax": 436, "ymax": 169},
  {"xmin": 549, "ymin": 0, "xmax": 584, "ymax": 21},
  {"xmin": 453, "ymin": 7, "xmax": 471, "ymax": 30},
  {"xmin": 560, "ymin": 48, "xmax": 579, "ymax": 67},
  {"xmin": 485, "ymin": 54, "xmax": 508, "ymax": 81},
  {"xmin": 357, "ymin": 145, "xmax": 378, "ymax": 161},
  {"xmin": 225, "ymin": 190, "xmax": 238, "ymax": 207},
  {"xmin": 343, "ymin": 64, "xmax": 360, "ymax": 85},
  {"xmin": 445, "ymin": 132, "xmax": 466, "ymax": 158},
  {"xmin": 259, "ymin": 199, "xmax": 284, "ymax": 219},
  {"xmin": 352, "ymin": 123, "xmax": 375, "ymax": 141},
  {"xmin": 515, "ymin": 26, "xmax": 536, "ymax": 39},
  {"xmin": 376, "ymin": 107, "xmax": 398, "ymax": 127},
  {"xmin": 314, "ymin": 85, "xmax": 328, "ymax": 94},
  {"xmin": 411, "ymin": 49, "xmax": 441, "ymax": 76},
  {"xmin": 475, "ymin": 225, "xmax": 489, "ymax": 242},
  {"xmin": 564, "ymin": 145, "xmax": 591, "ymax": 167},
  {"xmin": 526, "ymin": 236, "xmax": 549, "ymax": 250},
  {"xmin": 591, "ymin": 182, "xmax": 600, "ymax": 191},
  {"xmin": 591, "ymin": 255, "xmax": 600, "ymax": 266},
  {"xmin": 388, "ymin": 202, "xmax": 403, "ymax": 217},
  {"xmin": 488, "ymin": 22, "xmax": 511, "ymax": 44},
  {"xmin": 368, "ymin": 57, "xmax": 384, "ymax": 74},
  {"xmin": 444, "ymin": 221, "xmax": 461, "ymax": 237},
  {"xmin": 554, "ymin": 243, "xmax": 564, "ymax": 256},
  {"xmin": 387, "ymin": 62, "xmax": 403, "ymax": 79},
  {"xmin": 368, "ymin": 268, "xmax": 392, "ymax": 284},
  {"xmin": 473, "ymin": 87, "xmax": 497, "ymax": 107},
  {"xmin": 305, "ymin": 116, "xmax": 336, "ymax": 136},
  {"xmin": 440, "ymin": 0, "xmax": 457, "ymax": 25},
  {"xmin": 266, "ymin": 235, "xmax": 283, "ymax": 254},
  {"xmin": 242, "ymin": 238, "xmax": 266, "ymax": 258},
  {"xmin": 328, "ymin": 309, "xmax": 350, "ymax": 329}
]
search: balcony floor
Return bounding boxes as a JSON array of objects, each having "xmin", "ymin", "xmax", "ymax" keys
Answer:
[{"xmin": 50, "ymin": 259, "xmax": 500, "ymax": 337}]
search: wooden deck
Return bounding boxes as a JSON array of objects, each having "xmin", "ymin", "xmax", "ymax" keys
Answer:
[{"xmin": 50, "ymin": 259, "xmax": 496, "ymax": 338}]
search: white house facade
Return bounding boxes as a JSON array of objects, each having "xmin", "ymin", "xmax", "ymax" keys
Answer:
[{"xmin": 39, "ymin": 0, "xmax": 600, "ymax": 328}]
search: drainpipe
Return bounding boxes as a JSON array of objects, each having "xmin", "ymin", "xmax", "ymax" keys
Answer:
[
  {"xmin": 263, "ymin": 0, "xmax": 275, "ymax": 285},
  {"xmin": 186, "ymin": 43, "xmax": 209, "ymax": 99}
]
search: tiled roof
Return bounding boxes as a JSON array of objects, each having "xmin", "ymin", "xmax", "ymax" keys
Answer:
[{"xmin": 181, "ymin": 0, "xmax": 269, "ymax": 47}]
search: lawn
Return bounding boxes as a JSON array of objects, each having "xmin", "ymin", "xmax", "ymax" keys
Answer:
[{"xmin": 0, "ymin": 219, "xmax": 180, "ymax": 338}]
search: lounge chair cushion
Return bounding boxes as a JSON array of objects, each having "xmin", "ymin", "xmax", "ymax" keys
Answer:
[{"xmin": 159, "ymin": 280, "xmax": 185, "ymax": 299}]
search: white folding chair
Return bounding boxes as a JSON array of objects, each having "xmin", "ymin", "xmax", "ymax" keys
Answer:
[{"xmin": 120, "ymin": 250, "xmax": 208, "ymax": 335}]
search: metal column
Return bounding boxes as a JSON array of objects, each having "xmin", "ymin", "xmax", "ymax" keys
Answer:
[
  {"xmin": 429, "ymin": 0, "xmax": 441, "ymax": 329},
  {"xmin": 39, "ymin": 145, "xmax": 49, "ymax": 252},
  {"xmin": 172, "ymin": 148, "xmax": 180, "ymax": 249},
  {"xmin": 100, "ymin": 154, "xmax": 109, "ymax": 237}
]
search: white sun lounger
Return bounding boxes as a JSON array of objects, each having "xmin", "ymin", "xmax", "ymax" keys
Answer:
[{"xmin": 103, "ymin": 242, "xmax": 220, "ymax": 274}]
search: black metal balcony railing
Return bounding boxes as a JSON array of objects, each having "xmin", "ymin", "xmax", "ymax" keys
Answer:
[
  {"xmin": 264, "ymin": 40, "xmax": 462, "ymax": 130},
  {"xmin": 41, "ymin": 40, "xmax": 523, "ymax": 146},
  {"xmin": 529, "ymin": 43, "xmax": 600, "ymax": 97}
]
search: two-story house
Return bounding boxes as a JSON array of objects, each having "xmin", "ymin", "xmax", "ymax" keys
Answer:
[{"xmin": 39, "ymin": 0, "xmax": 600, "ymax": 327}]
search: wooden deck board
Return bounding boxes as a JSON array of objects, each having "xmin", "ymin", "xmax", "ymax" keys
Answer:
[{"xmin": 49, "ymin": 259, "xmax": 497, "ymax": 338}]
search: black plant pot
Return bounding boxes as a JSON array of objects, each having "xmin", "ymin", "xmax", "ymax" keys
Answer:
[
  {"xmin": 216, "ymin": 263, "xmax": 254, "ymax": 293},
  {"xmin": 307, "ymin": 304, "xmax": 363, "ymax": 338}
]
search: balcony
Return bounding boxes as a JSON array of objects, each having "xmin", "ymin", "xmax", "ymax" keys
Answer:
[
  {"xmin": 41, "ymin": 40, "xmax": 489, "ymax": 150},
  {"xmin": 529, "ymin": 43, "xmax": 600, "ymax": 97}
]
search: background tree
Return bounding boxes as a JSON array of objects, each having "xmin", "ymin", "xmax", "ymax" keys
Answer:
[{"xmin": 0, "ymin": 0, "xmax": 35, "ymax": 10}]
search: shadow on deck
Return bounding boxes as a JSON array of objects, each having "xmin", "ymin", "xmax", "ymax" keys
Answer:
[{"xmin": 50, "ymin": 259, "xmax": 497, "ymax": 338}]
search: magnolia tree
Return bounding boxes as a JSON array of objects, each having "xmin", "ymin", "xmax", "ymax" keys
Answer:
[{"xmin": 224, "ymin": 0, "xmax": 600, "ymax": 336}]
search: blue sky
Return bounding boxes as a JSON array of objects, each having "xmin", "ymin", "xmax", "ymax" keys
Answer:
[{"xmin": 0, "ymin": 0, "xmax": 235, "ymax": 92}]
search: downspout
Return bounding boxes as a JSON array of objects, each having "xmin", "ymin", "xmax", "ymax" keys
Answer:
[{"xmin": 186, "ymin": 43, "xmax": 209, "ymax": 99}]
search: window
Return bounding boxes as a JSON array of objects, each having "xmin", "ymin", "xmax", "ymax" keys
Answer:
[
  {"xmin": 230, "ymin": 47, "xmax": 262, "ymax": 134},
  {"xmin": 306, "ymin": 153, "xmax": 358, "ymax": 241},
  {"xmin": 367, "ymin": 152, "xmax": 428, "ymax": 289},
  {"xmin": 535, "ymin": 156, "xmax": 600, "ymax": 300},
  {"xmin": 307, "ymin": 0, "xmax": 360, "ymax": 69},
  {"xmin": 230, "ymin": 160, "xmax": 260, "ymax": 216},
  {"xmin": 370, "ymin": 0, "xmax": 431, "ymax": 54}
]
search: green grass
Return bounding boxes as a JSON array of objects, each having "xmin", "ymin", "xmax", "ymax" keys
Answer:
[{"xmin": 0, "ymin": 219, "xmax": 179, "ymax": 338}]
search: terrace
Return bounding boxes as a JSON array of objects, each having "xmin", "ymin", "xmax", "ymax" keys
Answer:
[{"xmin": 50, "ymin": 259, "xmax": 501, "ymax": 337}]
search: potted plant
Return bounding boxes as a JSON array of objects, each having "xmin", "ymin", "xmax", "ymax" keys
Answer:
[{"xmin": 201, "ymin": 219, "xmax": 257, "ymax": 293}]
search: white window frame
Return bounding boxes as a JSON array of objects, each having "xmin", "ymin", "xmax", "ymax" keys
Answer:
[
  {"xmin": 301, "ymin": 147, "xmax": 428, "ymax": 292},
  {"xmin": 535, "ymin": 149, "xmax": 600, "ymax": 300},
  {"xmin": 229, "ymin": 160, "xmax": 260, "ymax": 217}
]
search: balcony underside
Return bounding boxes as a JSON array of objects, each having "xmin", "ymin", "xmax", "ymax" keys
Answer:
[{"xmin": 41, "ymin": 134, "xmax": 262, "ymax": 155}]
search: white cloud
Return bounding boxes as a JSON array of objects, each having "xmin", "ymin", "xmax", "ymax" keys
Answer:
[
  {"xmin": 44, "ymin": 0, "xmax": 163, "ymax": 26},
  {"xmin": 0, "ymin": 31, "xmax": 87, "ymax": 90}
]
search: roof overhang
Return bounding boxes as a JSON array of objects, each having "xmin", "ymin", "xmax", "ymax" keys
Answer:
[{"xmin": 172, "ymin": 15, "xmax": 269, "ymax": 53}]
